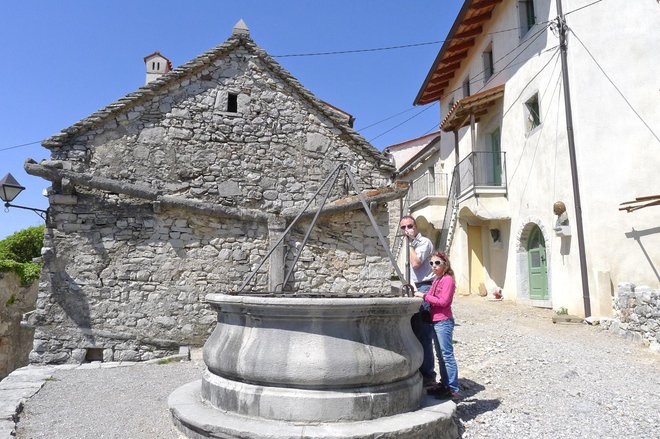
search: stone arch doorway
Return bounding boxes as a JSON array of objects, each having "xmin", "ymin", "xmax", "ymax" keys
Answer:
[
  {"xmin": 516, "ymin": 219, "xmax": 552, "ymax": 307},
  {"xmin": 527, "ymin": 225, "xmax": 548, "ymax": 300}
]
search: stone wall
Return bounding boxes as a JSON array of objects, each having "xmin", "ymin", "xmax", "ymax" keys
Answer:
[
  {"xmin": 0, "ymin": 271, "xmax": 38, "ymax": 379},
  {"xmin": 601, "ymin": 283, "xmax": 660, "ymax": 353},
  {"xmin": 27, "ymin": 32, "xmax": 397, "ymax": 364}
]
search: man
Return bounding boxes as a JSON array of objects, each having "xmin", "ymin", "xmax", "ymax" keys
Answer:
[{"xmin": 399, "ymin": 215, "xmax": 436, "ymax": 386}]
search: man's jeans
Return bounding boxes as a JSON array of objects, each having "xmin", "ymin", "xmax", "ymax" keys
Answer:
[
  {"xmin": 411, "ymin": 284, "xmax": 435, "ymax": 381},
  {"xmin": 432, "ymin": 318, "xmax": 459, "ymax": 393}
]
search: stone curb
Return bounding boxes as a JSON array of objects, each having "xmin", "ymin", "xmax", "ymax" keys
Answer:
[{"xmin": 0, "ymin": 351, "xmax": 192, "ymax": 438}]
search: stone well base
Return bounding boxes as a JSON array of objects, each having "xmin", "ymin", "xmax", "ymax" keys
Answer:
[{"xmin": 169, "ymin": 380, "xmax": 458, "ymax": 439}]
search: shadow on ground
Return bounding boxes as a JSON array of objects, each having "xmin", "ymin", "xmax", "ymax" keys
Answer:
[{"xmin": 452, "ymin": 378, "xmax": 501, "ymax": 437}]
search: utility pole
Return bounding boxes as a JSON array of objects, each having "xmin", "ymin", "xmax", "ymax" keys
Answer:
[{"xmin": 556, "ymin": 0, "xmax": 591, "ymax": 317}]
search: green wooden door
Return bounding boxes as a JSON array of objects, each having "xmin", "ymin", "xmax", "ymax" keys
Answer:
[
  {"xmin": 489, "ymin": 128, "xmax": 502, "ymax": 186},
  {"xmin": 527, "ymin": 226, "xmax": 548, "ymax": 300}
]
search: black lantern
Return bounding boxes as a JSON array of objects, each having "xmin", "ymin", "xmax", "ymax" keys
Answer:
[
  {"xmin": 0, "ymin": 173, "xmax": 47, "ymax": 220},
  {"xmin": 0, "ymin": 173, "xmax": 25, "ymax": 203}
]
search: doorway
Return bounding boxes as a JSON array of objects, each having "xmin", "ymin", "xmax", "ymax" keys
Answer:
[{"xmin": 527, "ymin": 225, "xmax": 548, "ymax": 300}]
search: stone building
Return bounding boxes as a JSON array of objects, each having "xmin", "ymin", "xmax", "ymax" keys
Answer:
[
  {"xmin": 24, "ymin": 21, "xmax": 401, "ymax": 364},
  {"xmin": 0, "ymin": 271, "xmax": 38, "ymax": 379}
]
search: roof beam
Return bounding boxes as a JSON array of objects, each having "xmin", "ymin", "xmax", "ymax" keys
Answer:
[
  {"xmin": 446, "ymin": 39, "xmax": 476, "ymax": 53},
  {"xmin": 454, "ymin": 26, "xmax": 483, "ymax": 39},
  {"xmin": 462, "ymin": 11, "xmax": 492, "ymax": 26},
  {"xmin": 435, "ymin": 62, "xmax": 462, "ymax": 75},
  {"xmin": 442, "ymin": 51, "xmax": 469, "ymax": 64},
  {"xmin": 429, "ymin": 72, "xmax": 455, "ymax": 85},
  {"xmin": 471, "ymin": 0, "xmax": 503, "ymax": 10},
  {"xmin": 425, "ymin": 82, "xmax": 449, "ymax": 94}
]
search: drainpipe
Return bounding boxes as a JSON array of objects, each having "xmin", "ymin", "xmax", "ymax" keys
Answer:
[{"xmin": 556, "ymin": 0, "xmax": 591, "ymax": 317}]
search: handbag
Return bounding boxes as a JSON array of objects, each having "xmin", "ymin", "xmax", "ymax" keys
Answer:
[{"xmin": 419, "ymin": 300, "xmax": 432, "ymax": 324}]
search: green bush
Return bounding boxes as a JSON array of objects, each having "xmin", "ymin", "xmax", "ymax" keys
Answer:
[
  {"xmin": 0, "ymin": 225, "xmax": 45, "ymax": 263},
  {"xmin": 0, "ymin": 225, "xmax": 44, "ymax": 285}
]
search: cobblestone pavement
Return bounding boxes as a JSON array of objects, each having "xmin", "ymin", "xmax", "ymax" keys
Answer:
[
  {"xmin": 12, "ymin": 295, "xmax": 660, "ymax": 439},
  {"xmin": 451, "ymin": 295, "xmax": 659, "ymax": 438}
]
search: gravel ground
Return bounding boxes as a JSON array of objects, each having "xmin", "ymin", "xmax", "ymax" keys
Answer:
[
  {"xmin": 452, "ymin": 295, "xmax": 660, "ymax": 438},
  {"xmin": 15, "ymin": 295, "xmax": 660, "ymax": 438},
  {"xmin": 15, "ymin": 361, "xmax": 204, "ymax": 439}
]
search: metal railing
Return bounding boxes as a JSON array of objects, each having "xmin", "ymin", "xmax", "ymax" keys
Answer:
[
  {"xmin": 456, "ymin": 151, "xmax": 507, "ymax": 196},
  {"xmin": 438, "ymin": 167, "xmax": 459, "ymax": 253},
  {"xmin": 408, "ymin": 171, "xmax": 449, "ymax": 205}
]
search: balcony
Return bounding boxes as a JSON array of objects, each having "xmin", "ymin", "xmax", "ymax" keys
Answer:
[
  {"xmin": 408, "ymin": 171, "xmax": 449, "ymax": 208},
  {"xmin": 456, "ymin": 151, "xmax": 507, "ymax": 199}
]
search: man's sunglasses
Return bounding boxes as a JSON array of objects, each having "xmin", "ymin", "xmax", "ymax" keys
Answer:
[
  {"xmin": 400, "ymin": 224, "xmax": 415, "ymax": 230},
  {"xmin": 429, "ymin": 260, "xmax": 445, "ymax": 266}
]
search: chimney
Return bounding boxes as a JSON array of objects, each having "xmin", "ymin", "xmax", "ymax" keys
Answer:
[{"xmin": 144, "ymin": 51, "xmax": 172, "ymax": 85}]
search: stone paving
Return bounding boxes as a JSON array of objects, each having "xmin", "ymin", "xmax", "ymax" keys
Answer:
[{"xmin": 5, "ymin": 294, "xmax": 660, "ymax": 439}]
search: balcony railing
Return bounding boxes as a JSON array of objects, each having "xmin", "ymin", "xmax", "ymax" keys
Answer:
[
  {"xmin": 456, "ymin": 151, "xmax": 507, "ymax": 197},
  {"xmin": 408, "ymin": 171, "xmax": 449, "ymax": 205}
]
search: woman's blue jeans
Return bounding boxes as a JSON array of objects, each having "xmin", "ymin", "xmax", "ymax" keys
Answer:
[{"xmin": 432, "ymin": 318, "xmax": 459, "ymax": 393}]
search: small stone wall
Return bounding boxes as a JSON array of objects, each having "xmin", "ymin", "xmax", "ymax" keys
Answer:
[
  {"xmin": 601, "ymin": 283, "xmax": 660, "ymax": 352},
  {"xmin": 0, "ymin": 271, "xmax": 38, "ymax": 379}
]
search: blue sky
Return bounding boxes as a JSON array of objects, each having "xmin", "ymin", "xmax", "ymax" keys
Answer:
[{"xmin": 0, "ymin": 0, "xmax": 462, "ymax": 239}]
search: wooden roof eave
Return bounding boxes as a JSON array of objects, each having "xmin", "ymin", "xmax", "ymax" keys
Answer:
[{"xmin": 414, "ymin": 0, "xmax": 503, "ymax": 106}]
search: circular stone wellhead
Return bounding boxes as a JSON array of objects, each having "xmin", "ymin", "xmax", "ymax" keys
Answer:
[
  {"xmin": 202, "ymin": 294, "xmax": 423, "ymax": 422},
  {"xmin": 169, "ymin": 294, "xmax": 458, "ymax": 438}
]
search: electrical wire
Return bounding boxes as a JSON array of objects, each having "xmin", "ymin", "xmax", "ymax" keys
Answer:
[
  {"xmin": 565, "ymin": 0, "xmax": 605, "ymax": 16},
  {"xmin": 501, "ymin": 48, "xmax": 560, "ymax": 119},
  {"xmin": 368, "ymin": 103, "xmax": 436, "ymax": 143},
  {"xmin": 356, "ymin": 107, "xmax": 418, "ymax": 132},
  {"xmin": 272, "ymin": 26, "xmax": 530, "ymax": 58},
  {"xmin": 569, "ymin": 27, "xmax": 660, "ymax": 145},
  {"xmin": 0, "ymin": 140, "xmax": 44, "ymax": 152},
  {"xmin": 434, "ymin": 23, "xmax": 551, "ymax": 103},
  {"xmin": 273, "ymin": 41, "xmax": 443, "ymax": 58},
  {"xmin": 506, "ymin": 56, "xmax": 563, "ymax": 186}
]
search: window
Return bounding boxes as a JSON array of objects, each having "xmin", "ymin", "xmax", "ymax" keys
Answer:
[
  {"xmin": 151, "ymin": 62, "xmax": 156, "ymax": 70},
  {"xmin": 524, "ymin": 93, "xmax": 540, "ymax": 133},
  {"xmin": 519, "ymin": 0, "xmax": 536, "ymax": 36},
  {"xmin": 157, "ymin": 62, "xmax": 161, "ymax": 70},
  {"xmin": 483, "ymin": 46, "xmax": 494, "ymax": 82},
  {"xmin": 227, "ymin": 93, "xmax": 238, "ymax": 113},
  {"xmin": 462, "ymin": 77, "xmax": 471, "ymax": 98}
]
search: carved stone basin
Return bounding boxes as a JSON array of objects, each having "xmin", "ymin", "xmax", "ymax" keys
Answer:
[{"xmin": 169, "ymin": 293, "xmax": 457, "ymax": 438}]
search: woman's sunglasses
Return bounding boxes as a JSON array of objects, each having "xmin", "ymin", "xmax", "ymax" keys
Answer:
[{"xmin": 429, "ymin": 260, "xmax": 445, "ymax": 266}]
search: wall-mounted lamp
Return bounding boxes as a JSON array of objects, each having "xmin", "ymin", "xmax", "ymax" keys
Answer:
[{"xmin": 0, "ymin": 173, "xmax": 48, "ymax": 220}]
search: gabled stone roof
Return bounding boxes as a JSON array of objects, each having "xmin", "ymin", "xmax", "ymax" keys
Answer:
[{"xmin": 43, "ymin": 32, "xmax": 393, "ymax": 172}]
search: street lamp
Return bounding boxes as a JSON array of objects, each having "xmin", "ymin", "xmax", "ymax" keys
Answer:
[{"xmin": 0, "ymin": 173, "xmax": 48, "ymax": 220}]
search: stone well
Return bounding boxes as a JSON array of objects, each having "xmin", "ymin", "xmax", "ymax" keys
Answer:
[{"xmin": 169, "ymin": 293, "xmax": 457, "ymax": 438}]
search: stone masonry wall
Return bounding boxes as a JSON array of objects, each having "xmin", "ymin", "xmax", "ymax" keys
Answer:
[
  {"xmin": 601, "ymin": 283, "xmax": 660, "ymax": 353},
  {"xmin": 0, "ymin": 271, "xmax": 37, "ymax": 379},
  {"xmin": 28, "ymin": 36, "xmax": 395, "ymax": 363}
]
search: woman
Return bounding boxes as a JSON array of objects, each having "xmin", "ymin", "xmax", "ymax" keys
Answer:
[{"xmin": 414, "ymin": 251, "xmax": 460, "ymax": 399}]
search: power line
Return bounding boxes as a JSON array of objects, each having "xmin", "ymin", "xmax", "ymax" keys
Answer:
[
  {"xmin": 502, "ymin": 48, "xmax": 560, "ymax": 120},
  {"xmin": 368, "ymin": 104, "xmax": 436, "ymax": 143},
  {"xmin": 0, "ymin": 140, "xmax": 44, "ymax": 152},
  {"xmin": 273, "ymin": 40, "xmax": 443, "ymax": 58},
  {"xmin": 565, "ymin": 0, "xmax": 605, "ymax": 16},
  {"xmin": 569, "ymin": 27, "xmax": 660, "ymax": 145},
  {"xmin": 469, "ymin": 23, "xmax": 551, "ymax": 98},
  {"xmin": 273, "ymin": 26, "xmax": 529, "ymax": 58},
  {"xmin": 375, "ymin": 25, "xmax": 551, "ymax": 145},
  {"xmin": 435, "ymin": 23, "xmax": 551, "ymax": 103},
  {"xmin": 356, "ymin": 107, "xmax": 418, "ymax": 132},
  {"xmin": 507, "ymin": 58, "xmax": 563, "ymax": 186}
]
